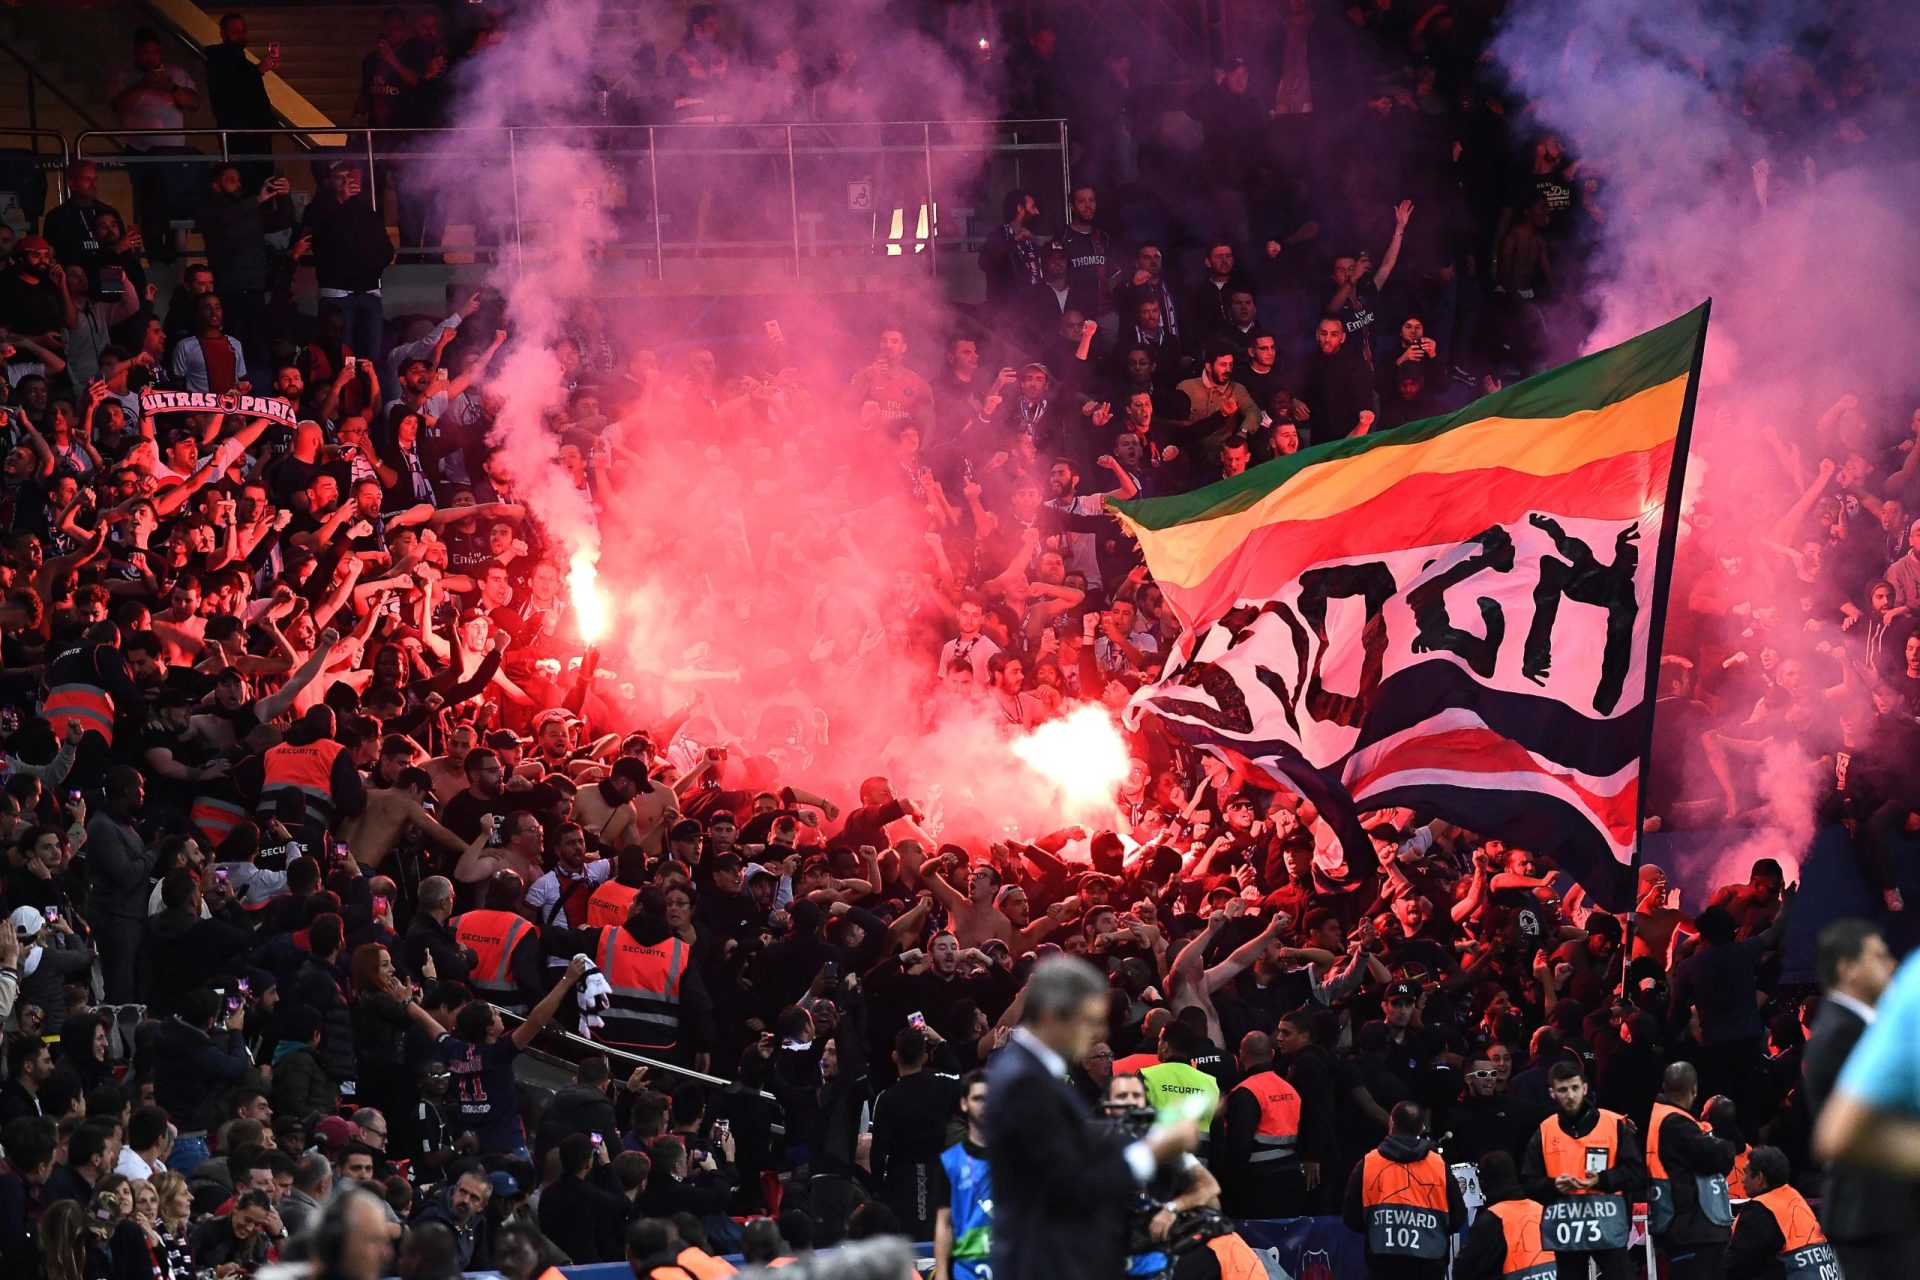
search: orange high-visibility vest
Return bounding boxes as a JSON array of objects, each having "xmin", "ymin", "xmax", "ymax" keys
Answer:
[
  {"xmin": 259, "ymin": 738, "xmax": 346, "ymax": 826},
  {"xmin": 597, "ymin": 927, "xmax": 689, "ymax": 1049},
  {"xmin": 587, "ymin": 880, "xmax": 640, "ymax": 927},
  {"xmin": 190, "ymin": 795, "xmax": 250, "ymax": 847},
  {"xmin": 455, "ymin": 910, "xmax": 538, "ymax": 1009},
  {"xmin": 1646, "ymin": 1101, "xmax": 1689, "ymax": 1180},
  {"xmin": 1205, "ymin": 1231, "xmax": 1268, "ymax": 1280},
  {"xmin": 42, "ymin": 683, "xmax": 114, "ymax": 745},
  {"xmin": 1361, "ymin": 1148, "xmax": 1450, "ymax": 1259},
  {"xmin": 1540, "ymin": 1109, "xmax": 1624, "ymax": 1186},
  {"xmin": 1748, "ymin": 1185, "xmax": 1832, "ymax": 1280},
  {"xmin": 1487, "ymin": 1200, "xmax": 1555, "ymax": 1280},
  {"xmin": 1727, "ymin": 1145, "xmax": 1750, "ymax": 1198},
  {"xmin": 1539, "ymin": 1110, "xmax": 1631, "ymax": 1251},
  {"xmin": 1230, "ymin": 1070, "xmax": 1302, "ymax": 1167},
  {"xmin": 673, "ymin": 1246, "xmax": 736, "ymax": 1279},
  {"xmin": 1113, "ymin": 1052, "xmax": 1159, "ymax": 1076}
]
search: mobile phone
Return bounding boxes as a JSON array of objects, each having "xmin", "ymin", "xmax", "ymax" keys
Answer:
[
  {"xmin": 237, "ymin": 978, "xmax": 251, "ymax": 994},
  {"xmin": 907, "ymin": 1010, "xmax": 926, "ymax": 1029},
  {"xmin": 764, "ymin": 320, "xmax": 783, "ymax": 342},
  {"xmin": 43, "ymin": 905, "xmax": 57, "ymax": 921},
  {"xmin": 65, "ymin": 790, "xmax": 80, "ymax": 805},
  {"xmin": 226, "ymin": 996, "xmax": 242, "ymax": 1012},
  {"xmin": 590, "ymin": 1131, "xmax": 604, "ymax": 1146},
  {"xmin": 332, "ymin": 841, "xmax": 349, "ymax": 864},
  {"xmin": 214, "ymin": 867, "xmax": 230, "ymax": 886},
  {"xmin": 373, "ymin": 895, "xmax": 389, "ymax": 915},
  {"xmin": 823, "ymin": 960, "xmax": 839, "ymax": 980},
  {"xmin": 713, "ymin": 1118, "xmax": 730, "ymax": 1139}
]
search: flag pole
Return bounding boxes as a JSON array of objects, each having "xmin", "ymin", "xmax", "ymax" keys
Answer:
[{"xmin": 1617, "ymin": 299, "xmax": 1712, "ymax": 1001}]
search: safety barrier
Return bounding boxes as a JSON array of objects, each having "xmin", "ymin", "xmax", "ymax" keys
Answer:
[
  {"xmin": 70, "ymin": 120, "xmax": 1071, "ymax": 277},
  {"xmin": 430, "ymin": 1208, "xmax": 1656, "ymax": 1279}
]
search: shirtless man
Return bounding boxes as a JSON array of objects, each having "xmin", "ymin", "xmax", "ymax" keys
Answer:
[
  {"xmin": 338, "ymin": 764, "xmax": 487, "ymax": 870},
  {"xmin": 918, "ymin": 852, "xmax": 1016, "ymax": 950},
  {"xmin": 424, "ymin": 722, "xmax": 478, "ymax": 804},
  {"xmin": 189, "ymin": 639, "xmax": 336, "ymax": 755},
  {"xmin": 570, "ymin": 756, "xmax": 670, "ymax": 854}
]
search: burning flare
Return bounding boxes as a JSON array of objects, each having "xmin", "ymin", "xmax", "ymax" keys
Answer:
[
  {"xmin": 569, "ymin": 551, "xmax": 609, "ymax": 646},
  {"xmin": 1011, "ymin": 704, "xmax": 1132, "ymax": 818}
]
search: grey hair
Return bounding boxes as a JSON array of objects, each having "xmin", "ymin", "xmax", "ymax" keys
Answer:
[
  {"xmin": 418, "ymin": 876, "xmax": 455, "ymax": 912},
  {"xmin": 1021, "ymin": 955, "xmax": 1110, "ymax": 1025}
]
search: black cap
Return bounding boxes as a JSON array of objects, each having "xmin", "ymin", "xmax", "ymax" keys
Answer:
[
  {"xmin": 669, "ymin": 818, "xmax": 703, "ymax": 844},
  {"xmin": 486, "ymin": 729, "xmax": 522, "ymax": 750},
  {"xmin": 1386, "ymin": 979, "xmax": 1421, "ymax": 1003}
]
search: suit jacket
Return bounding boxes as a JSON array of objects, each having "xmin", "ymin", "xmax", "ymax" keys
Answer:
[
  {"xmin": 1802, "ymin": 995, "xmax": 1920, "ymax": 1242},
  {"xmin": 984, "ymin": 1037, "xmax": 1139, "ymax": 1280}
]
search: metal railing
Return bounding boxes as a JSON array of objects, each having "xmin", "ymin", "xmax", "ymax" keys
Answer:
[
  {"xmin": 495, "ymin": 1002, "xmax": 780, "ymax": 1105},
  {"xmin": 73, "ymin": 120, "xmax": 1072, "ymax": 278}
]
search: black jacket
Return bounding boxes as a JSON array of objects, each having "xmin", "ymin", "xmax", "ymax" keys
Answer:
[
  {"xmin": 535, "ymin": 1170, "xmax": 630, "ymax": 1264},
  {"xmin": 401, "ymin": 913, "xmax": 476, "ymax": 987},
  {"xmin": 1654, "ymin": 1105, "xmax": 1738, "ymax": 1245},
  {"xmin": 152, "ymin": 1018, "xmax": 253, "ymax": 1133},
  {"xmin": 1446, "ymin": 1092, "xmax": 1537, "ymax": 1167},
  {"xmin": 982, "ymin": 1036, "xmax": 1138, "ymax": 1280},
  {"xmin": 144, "ymin": 907, "xmax": 257, "ymax": 1018},
  {"xmin": 303, "ymin": 194, "xmax": 395, "ymax": 293},
  {"xmin": 532, "ymin": 1083, "xmax": 620, "ymax": 1166},
  {"xmin": 1802, "ymin": 996, "xmax": 1920, "ymax": 1243}
]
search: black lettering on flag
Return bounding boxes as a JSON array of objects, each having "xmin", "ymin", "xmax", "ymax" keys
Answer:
[
  {"xmin": 1297, "ymin": 562, "xmax": 1396, "ymax": 728},
  {"xmin": 1149, "ymin": 647, "xmax": 1254, "ymax": 733},
  {"xmin": 1521, "ymin": 516, "xmax": 1641, "ymax": 714},
  {"xmin": 1407, "ymin": 525, "xmax": 1515, "ymax": 678}
]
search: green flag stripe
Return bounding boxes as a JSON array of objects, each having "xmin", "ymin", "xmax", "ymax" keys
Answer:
[{"xmin": 1113, "ymin": 303, "xmax": 1706, "ymax": 533}]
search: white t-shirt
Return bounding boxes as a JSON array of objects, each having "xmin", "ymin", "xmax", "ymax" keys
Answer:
[
  {"xmin": 524, "ymin": 859, "xmax": 613, "ymax": 929},
  {"xmin": 1045, "ymin": 493, "xmax": 1109, "ymax": 589},
  {"xmin": 106, "ymin": 65, "xmax": 196, "ymax": 148}
]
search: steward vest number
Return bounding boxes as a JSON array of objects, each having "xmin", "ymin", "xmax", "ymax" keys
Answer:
[
  {"xmin": 1361, "ymin": 1151, "xmax": 1449, "ymax": 1260},
  {"xmin": 1541, "ymin": 1194, "xmax": 1629, "ymax": 1251}
]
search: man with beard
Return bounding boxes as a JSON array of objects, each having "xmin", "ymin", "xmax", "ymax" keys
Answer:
[
  {"xmin": 1175, "ymin": 345, "xmax": 1260, "ymax": 469},
  {"xmin": 1523, "ymin": 1061, "xmax": 1644, "ymax": 1280},
  {"xmin": 1301, "ymin": 316, "xmax": 1374, "ymax": 438},
  {"xmin": 1056, "ymin": 187, "xmax": 1113, "ymax": 321},
  {"xmin": 1042, "ymin": 455, "xmax": 1135, "ymax": 595},
  {"xmin": 1447, "ymin": 1047, "xmax": 1533, "ymax": 1166},
  {"xmin": 978, "ymin": 189, "xmax": 1044, "ymax": 311},
  {"xmin": 0, "ymin": 235, "xmax": 74, "ymax": 340}
]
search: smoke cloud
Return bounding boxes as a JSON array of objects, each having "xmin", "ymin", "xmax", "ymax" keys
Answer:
[
  {"xmin": 417, "ymin": 0, "xmax": 1121, "ymax": 839},
  {"xmin": 1490, "ymin": 0, "xmax": 1920, "ymax": 872}
]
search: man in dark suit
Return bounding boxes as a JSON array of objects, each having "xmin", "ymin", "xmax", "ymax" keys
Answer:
[
  {"xmin": 983, "ymin": 956, "xmax": 1198, "ymax": 1280},
  {"xmin": 1802, "ymin": 917, "xmax": 1909, "ymax": 1280}
]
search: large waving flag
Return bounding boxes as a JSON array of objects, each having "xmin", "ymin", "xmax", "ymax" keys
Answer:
[{"xmin": 1112, "ymin": 304, "xmax": 1710, "ymax": 907}]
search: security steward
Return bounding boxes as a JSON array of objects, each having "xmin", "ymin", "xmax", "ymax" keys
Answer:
[
  {"xmin": 1726, "ymin": 1147, "xmax": 1836, "ymax": 1280},
  {"xmin": 1455, "ymin": 1151, "xmax": 1555, "ymax": 1280},
  {"xmin": 42, "ymin": 619, "xmax": 144, "ymax": 779},
  {"xmin": 586, "ymin": 847, "xmax": 647, "ymax": 927},
  {"xmin": 586, "ymin": 885, "xmax": 715, "ymax": 1066},
  {"xmin": 1211, "ymin": 1031, "xmax": 1310, "ymax": 1217},
  {"xmin": 252, "ymin": 700, "xmax": 365, "ymax": 851},
  {"xmin": 455, "ymin": 870, "xmax": 545, "ymax": 1015},
  {"xmin": 1344, "ymin": 1101, "xmax": 1467, "ymax": 1280},
  {"xmin": 1648, "ymin": 1063, "xmax": 1739, "ymax": 1280},
  {"xmin": 1522, "ymin": 1061, "xmax": 1644, "ymax": 1280}
]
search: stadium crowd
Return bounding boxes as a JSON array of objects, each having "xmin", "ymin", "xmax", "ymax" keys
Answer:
[{"xmin": 0, "ymin": 3, "xmax": 1910, "ymax": 1280}]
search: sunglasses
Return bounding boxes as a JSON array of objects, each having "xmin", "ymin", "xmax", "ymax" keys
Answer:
[{"xmin": 1466, "ymin": 1069, "xmax": 1500, "ymax": 1080}]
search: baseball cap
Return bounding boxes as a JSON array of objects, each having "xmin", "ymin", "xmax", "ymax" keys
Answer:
[
  {"xmin": 710, "ymin": 851, "xmax": 742, "ymax": 873},
  {"xmin": 609, "ymin": 756, "xmax": 654, "ymax": 793},
  {"xmin": 486, "ymin": 729, "xmax": 523, "ymax": 750},
  {"xmin": 9, "ymin": 906, "xmax": 44, "ymax": 936},
  {"xmin": 489, "ymin": 1171, "xmax": 522, "ymax": 1198},
  {"xmin": 1385, "ymin": 979, "xmax": 1421, "ymax": 1003},
  {"xmin": 531, "ymin": 707, "xmax": 579, "ymax": 731},
  {"xmin": 707, "ymin": 812, "xmax": 738, "ymax": 830},
  {"xmin": 312, "ymin": 1115, "xmax": 360, "ymax": 1151},
  {"xmin": 14, "ymin": 235, "xmax": 50, "ymax": 254},
  {"xmin": 669, "ymin": 818, "xmax": 703, "ymax": 844}
]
